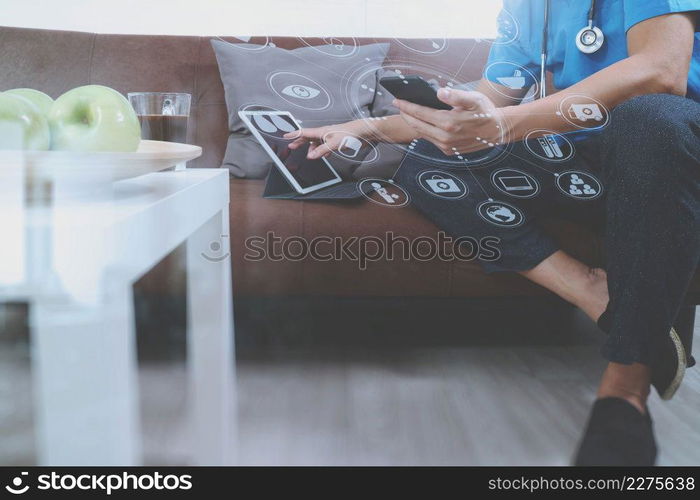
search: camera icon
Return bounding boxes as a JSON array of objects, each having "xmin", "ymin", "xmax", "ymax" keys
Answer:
[
  {"xmin": 5, "ymin": 472, "xmax": 29, "ymax": 495},
  {"xmin": 425, "ymin": 177, "xmax": 461, "ymax": 194},
  {"xmin": 201, "ymin": 235, "xmax": 230, "ymax": 263}
]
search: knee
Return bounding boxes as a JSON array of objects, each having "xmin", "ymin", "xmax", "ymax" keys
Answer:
[
  {"xmin": 609, "ymin": 94, "xmax": 694, "ymax": 143},
  {"xmin": 605, "ymin": 95, "xmax": 698, "ymax": 180}
]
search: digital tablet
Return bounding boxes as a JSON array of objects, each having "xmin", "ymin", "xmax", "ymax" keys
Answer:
[{"xmin": 239, "ymin": 110, "xmax": 343, "ymax": 194}]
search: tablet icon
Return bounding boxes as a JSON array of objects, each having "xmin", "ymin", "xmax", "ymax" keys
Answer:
[
  {"xmin": 478, "ymin": 201, "xmax": 524, "ymax": 228},
  {"xmin": 556, "ymin": 171, "xmax": 602, "ymax": 200},
  {"xmin": 417, "ymin": 170, "xmax": 468, "ymax": 199},
  {"xmin": 491, "ymin": 169, "xmax": 539, "ymax": 198}
]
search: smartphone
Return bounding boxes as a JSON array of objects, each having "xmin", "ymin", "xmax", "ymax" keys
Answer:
[{"xmin": 379, "ymin": 75, "xmax": 452, "ymax": 110}]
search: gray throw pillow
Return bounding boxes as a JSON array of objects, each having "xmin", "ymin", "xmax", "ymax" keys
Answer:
[{"xmin": 212, "ymin": 39, "xmax": 402, "ymax": 180}]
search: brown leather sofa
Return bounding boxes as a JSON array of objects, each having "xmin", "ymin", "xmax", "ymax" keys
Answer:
[{"xmin": 2, "ymin": 26, "xmax": 698, "ymax": 316}]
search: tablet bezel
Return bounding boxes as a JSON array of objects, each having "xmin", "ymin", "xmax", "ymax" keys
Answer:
[{"xmin": 238, "ymin": 110, "xmax": 343, "ymax": 194}]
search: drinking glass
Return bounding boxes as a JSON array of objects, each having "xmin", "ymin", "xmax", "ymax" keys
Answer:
[{"xmin": 128, "ymin": 92, "xmax": 191, "ymax": 143}]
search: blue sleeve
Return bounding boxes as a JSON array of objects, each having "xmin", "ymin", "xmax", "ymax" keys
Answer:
[
  {"xmin": 624, "ymin": 0, "xmax": 700, "ymax": 32},
  {"xmin": 484, "ymin": 2, "xmax": 539, "ymax": 88}
]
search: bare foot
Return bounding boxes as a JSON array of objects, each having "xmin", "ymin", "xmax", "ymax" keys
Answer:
[{"xmin": 520, "ymin": 252, "xmax": 610, "ymax": 323}]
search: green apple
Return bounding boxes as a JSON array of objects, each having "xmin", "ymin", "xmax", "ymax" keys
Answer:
[
  {"xmin": 0, "ymin": 92, "xmax": 51, "ymax": 150},
  {"xmin": 49, "ymin": 85, "xmax": 141, "ymax": 152},
  {"xmin": 5, "ymin": 88, "xmax": 54, "ymax": 117}
]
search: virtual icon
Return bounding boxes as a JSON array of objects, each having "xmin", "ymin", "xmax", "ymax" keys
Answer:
[
  {"xmin": 323, "ymin": 37, "xmax": 345, "ymax": 50},
  {"xmin": 568, "ymin": 103, "xmax": 603, "ymax": 122},
  {"xmin": 485, "ymin": 62, "xmax": 538, "ymax": 100},
  {"xmin": 358, "ymin": 179, "xmax": 410, "ymax": 207},
  {"xmin": 299, "ymin": 37, "xmax": 359, "ymax": 58},
  {"xmin": 282, "ymin": 84, "xmax": 321, "ymax": 100},
  {"xmin": 537, "ymin": 135, "xmax": 564, "ymax": 158},
  {"xmin": 5, "ymin": 472, "xmax": 29, "ymax": 495},
  {"xmin": 252, "ymin": 113, "xmax": 297, "ymax": 134},
  {"xmin": 524, "ymin": 130, "xmax": 574, "ymax": 162},
  {"xmin": 491, "ymin": 168, "xmax": 539, "ymax": 198},
  {"xmin": 426, "ymin": 178, "xmax": 460, "ymax": 193},
  {"xmin": 499, "ymin": 176, "xmax": 532, "ymax": 191},
  {"xmin": 417, "ymin": 170, "xmax": 468, "ymax": 199},
  {"xmin": 478, "ymin": 201, "xmax": 524, "ymax": 228},
  {"xmin": 556, "ymin": 171, "xmax": 602, "ymax": 200},
  {"xmin": 495, "ymin": 9, "xmax": 518, "ymax": 44},
  {"xmin": 372, "ymin": 182, "xmax": 400, "ymax": 203},
  {"xmin": 497, "ymin": 70, "xmax": 526, "ymax": 90},
  {"xmin": 394, "ymin": 38, "xmax": 446, "ymax": 54},
  {"xmin": 338, "ymin": 136, "xmax": 363, "ymax": 158}
]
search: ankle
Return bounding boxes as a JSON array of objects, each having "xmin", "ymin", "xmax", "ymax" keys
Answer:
[
  {"xmin": 597, "ymin": 388, "xmax": 648, "ymax": 415},
  {"xmin": 598, "ymin": 362, "xmax": 651, "ymax": 415},
  {"xmin": 566, "ymin": 266, "xmax": 609, "ymax": 322}
]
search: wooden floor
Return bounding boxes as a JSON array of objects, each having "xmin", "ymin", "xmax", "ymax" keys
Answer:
[{"xmin": 1, "ymin": 309, "xmax": 698, "ymax": 466}]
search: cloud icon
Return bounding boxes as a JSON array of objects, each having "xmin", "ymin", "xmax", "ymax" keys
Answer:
[{"xmin": 281, "ymin": 84, "xmax": 321, "ymax": 100}]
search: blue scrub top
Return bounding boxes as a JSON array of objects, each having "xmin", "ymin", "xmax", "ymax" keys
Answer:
[{"xmin": 486, "ymin": 0, "xmax": 700, "ymax": 102}]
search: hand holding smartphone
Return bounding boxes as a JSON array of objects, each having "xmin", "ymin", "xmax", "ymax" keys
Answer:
[{"xmin": 379, "ymin": 75, "xmax": 453, "ymax": 110}]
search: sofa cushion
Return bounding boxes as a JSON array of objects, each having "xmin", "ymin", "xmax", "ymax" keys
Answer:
[{"xmin": 212, "ymin": 39, "xmax": 396, "ymax": 179}]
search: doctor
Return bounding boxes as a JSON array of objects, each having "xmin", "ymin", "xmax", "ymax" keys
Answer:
[{"xmin": 289, "ymin": 0, "xmax": 700, "ymax": 465}]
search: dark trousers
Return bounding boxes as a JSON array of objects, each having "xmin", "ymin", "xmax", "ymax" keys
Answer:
[{"xmin": 395, "ymin": 94, "xmax": 700, "ymax": 365}]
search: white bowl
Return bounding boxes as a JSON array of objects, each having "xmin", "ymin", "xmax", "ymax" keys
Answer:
[{"xmin": 0, "ymin": 140, "xmax": 203, "ymax": 186}]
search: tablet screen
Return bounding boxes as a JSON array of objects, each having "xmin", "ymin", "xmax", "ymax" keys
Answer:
[{"xmin": 245, "ymin": 112, "xmax": 339, "ymax": 190}]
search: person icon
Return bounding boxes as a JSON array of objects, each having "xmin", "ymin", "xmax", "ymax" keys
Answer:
[
  {"xmin": 570, "ymin": 174, "xmax": 584, "ymax": 185},
  {"xmin": 557, "ymin": 171, "xmax": 602, "ymax": 200},
  {"xmin": 570, "ymin": 184, "xmax": 583, "ymax": 195}
]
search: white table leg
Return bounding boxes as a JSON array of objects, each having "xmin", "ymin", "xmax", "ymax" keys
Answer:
[
  {"xmin": 186, "ymin": 208, "xmax": 235, "ymax": 465},
  {"xmin": 30, "ymin": 283, "xmax": 141, "ymax": 465}
]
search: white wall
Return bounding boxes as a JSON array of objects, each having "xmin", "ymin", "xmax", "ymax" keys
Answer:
[{"xmin": 0, "ymin": 0, "xmax": 501, "ymax": 38}]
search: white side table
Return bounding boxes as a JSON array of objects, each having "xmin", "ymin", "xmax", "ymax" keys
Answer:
[{"xmin": 0, "ymin": 168, "xmax": 234, "ymax": 466}]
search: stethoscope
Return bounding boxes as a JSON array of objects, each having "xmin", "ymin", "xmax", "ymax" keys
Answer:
[{"xmin": 539, "ymin": 0, "xmax": 604, "ymax": 98}]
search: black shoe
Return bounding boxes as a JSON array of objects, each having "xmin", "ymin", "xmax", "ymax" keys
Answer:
[
  {"xmin": 574, "ymin": 397, "xmax": 657, "ymax": 466},
  {"xmin": 597, "ymin": 311, "xmax": 690, "ymax": 400}
]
